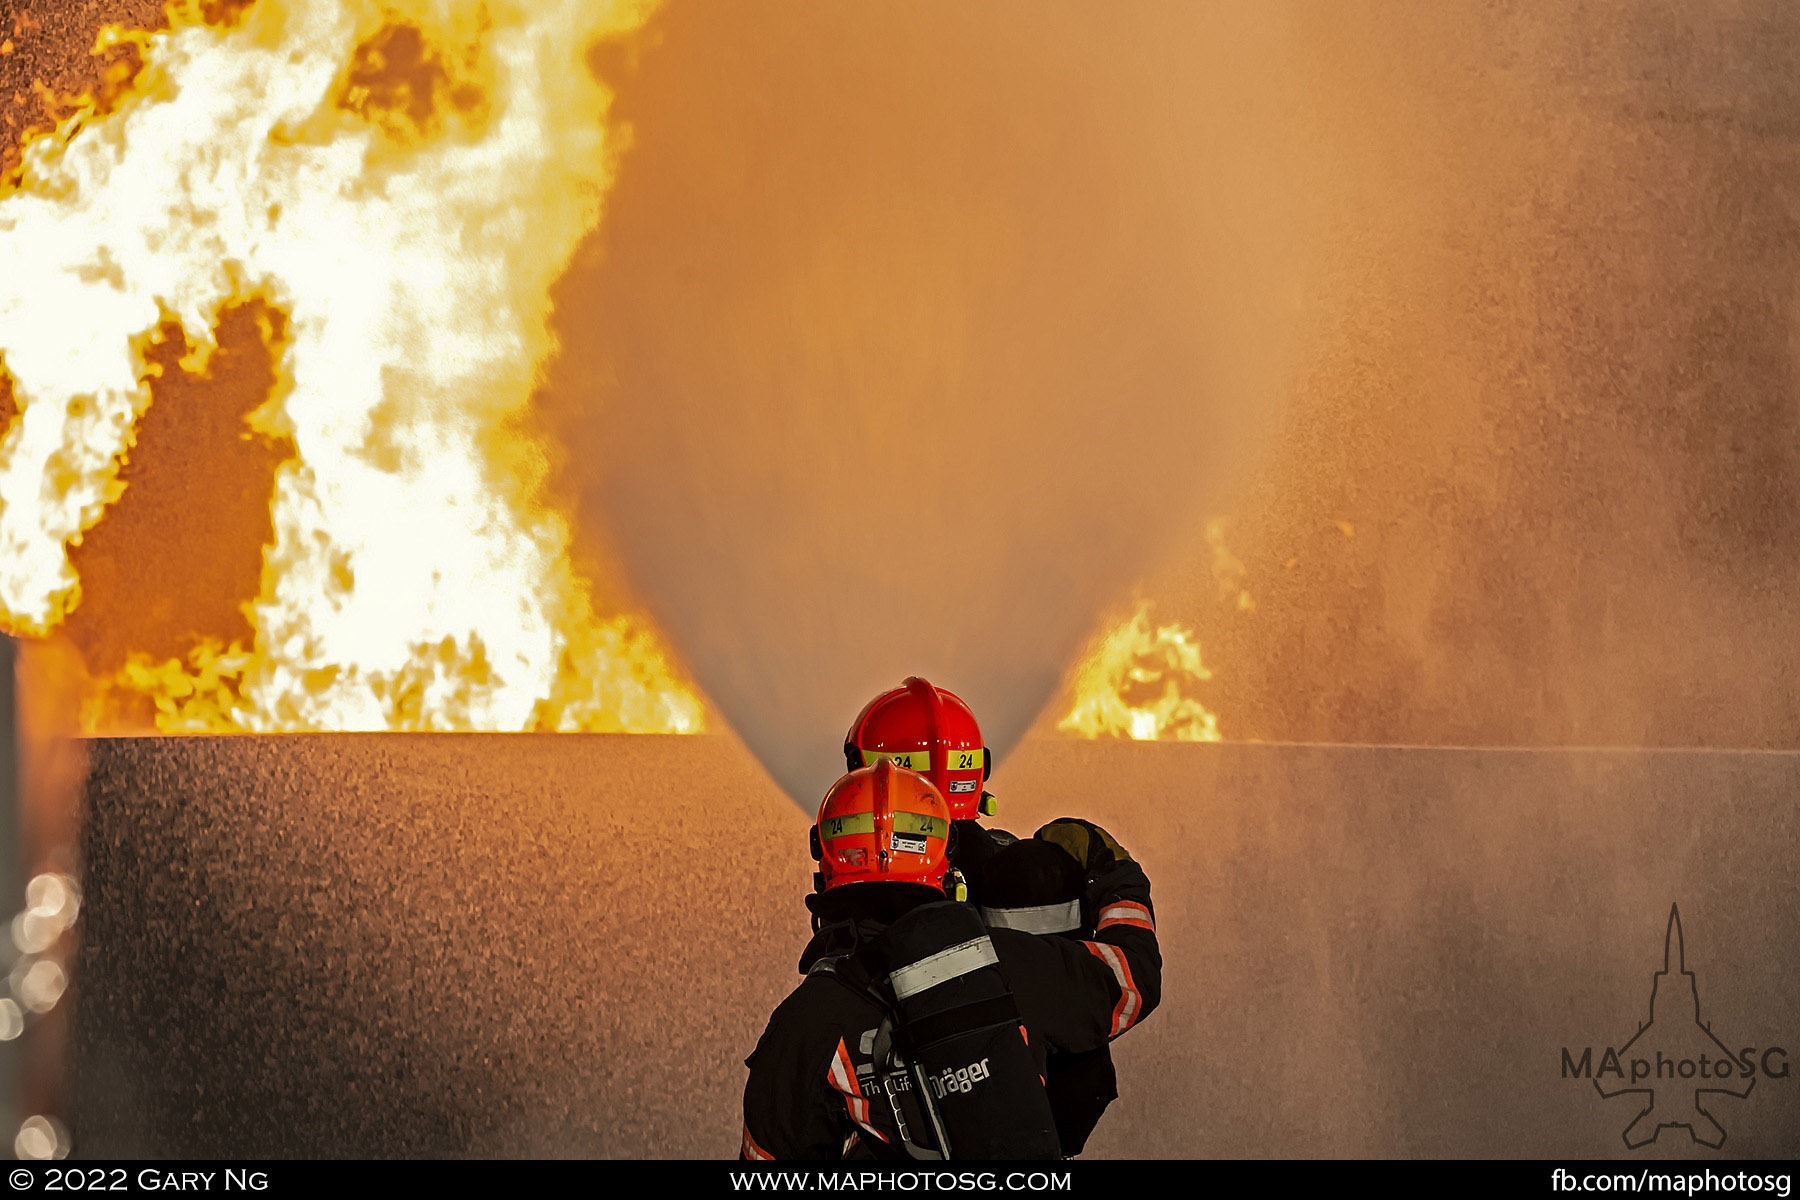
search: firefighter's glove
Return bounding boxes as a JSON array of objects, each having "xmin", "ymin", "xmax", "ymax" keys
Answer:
[{"xmin": 1035, "ymin": 818, "xmax": 1132, "ymax": 875}]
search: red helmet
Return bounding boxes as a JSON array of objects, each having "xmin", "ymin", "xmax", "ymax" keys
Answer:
[
  {"xmin": 844, "ymin": 677, "xmax": 995, "ymax": 821},
  {"xmin": 810, "ymin": 758, "xmax": 953, "ymax": 893}
]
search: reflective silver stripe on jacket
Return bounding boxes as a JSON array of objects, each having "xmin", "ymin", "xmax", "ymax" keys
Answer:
[
  {"xmin": 978, "ymin": 899, "xmax": 1082, "ymax": 935},
  {"xmin": 886, "ymin": 936, "xmax": 999, "ymax": 1000}
]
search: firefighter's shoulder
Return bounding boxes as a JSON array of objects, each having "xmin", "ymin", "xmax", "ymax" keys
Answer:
[{"xmin": 745, "ymin": 968, "xmax": 882, "ymax": 1070}]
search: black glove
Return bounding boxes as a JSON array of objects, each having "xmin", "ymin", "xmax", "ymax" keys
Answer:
[{"xmin": 1035, "ymin": 818, "xmax": 1148, "ymax": 931}]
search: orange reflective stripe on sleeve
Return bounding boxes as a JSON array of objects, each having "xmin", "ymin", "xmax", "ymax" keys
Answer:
[
  {"xmin": 827, "ymin": 1038, "xmax": 858, "ymax": 1096},
  {"xmin": 1096, "ymin": 900, "xmax": 1155, "ymax": 932},
  {"xmin": 1082, "ymin": 940, "xmax": 1143, "ymax": 1036},
  {"xmin": 826, "ymin": 1037, "xmax": 891, "ymax": 1145},
  {"xmin": 741, "ymin": 1124, "xmax": 775, "ymax": 1161}
]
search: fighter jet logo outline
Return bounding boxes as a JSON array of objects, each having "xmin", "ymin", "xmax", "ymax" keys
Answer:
[{"xmin": 1592, "ymin": 904, "xmax": 1754, "ymax": 1149}]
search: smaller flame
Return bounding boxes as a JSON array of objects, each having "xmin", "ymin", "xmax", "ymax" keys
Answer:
[{"xmin": 1058, "ymin": 602, "xmax": 1221, "ymax": 743}]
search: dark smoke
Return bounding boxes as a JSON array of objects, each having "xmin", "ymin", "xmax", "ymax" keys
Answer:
[{"xmin": 546, "ymin": 3, "xmax": 1300, "ymax": 802}]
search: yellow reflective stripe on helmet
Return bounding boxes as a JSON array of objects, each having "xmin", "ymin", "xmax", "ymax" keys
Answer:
[
  {"xmin": 892, "ymin": 812, "xmax": 947, "ymax": 838},
  {"xmin": 860, "ymin": 749, "xmax": 930, "ymax": 771},
  {"xmin": 859, "ymin": 748, "xmax": 986, "ymax": 771},
  {"xmin": 820, "ymin": 812, "xmax": 875, "ymax": 839}
]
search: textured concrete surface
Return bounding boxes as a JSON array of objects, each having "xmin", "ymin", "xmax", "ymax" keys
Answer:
[
  {"xmin": 73, "ymin": 736, "xmax": 1800, "ymax": 1158},
  {"xmin": 996, "ymin": 742, "xmax": 1800, "ymax": 1159},
  {"xmin": 74, "ymin": 735, "xmax": 810, "ymax": 1158}
]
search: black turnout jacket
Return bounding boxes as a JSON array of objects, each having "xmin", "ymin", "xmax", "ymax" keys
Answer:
[{"xmin": 739, "ymin": 856, "xmax": 1160, "ymax": 1160}]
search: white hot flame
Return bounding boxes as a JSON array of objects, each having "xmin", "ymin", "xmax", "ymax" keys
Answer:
[{"xmin": 0, "ymin": 0, "xmax": 702, "ymax": 733}]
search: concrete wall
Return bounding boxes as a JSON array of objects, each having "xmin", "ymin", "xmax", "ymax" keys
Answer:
[
  {"xmin": 73, "ymin": 736, "xmax": 1799, "ymax": 1158},
  {"xmin": 997, "ymin": 742, "xmax": 1800, "ymax": 1159}
]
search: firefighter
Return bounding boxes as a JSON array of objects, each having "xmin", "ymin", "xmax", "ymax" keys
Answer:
[
  {"xmin": 740, "ymin": 759, "xmax": 1160, "ymax": 1160},
  {"xmin": 841, "ymin": 678, "xmax": 1148, "ymax": 1154}
]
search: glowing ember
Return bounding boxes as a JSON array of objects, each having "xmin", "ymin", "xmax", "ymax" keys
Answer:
[
  {"xmin": 1058, "ymin": 602, "xmax": 1222, "ymax": 743},
  {"xmin": 0, "ymin": 0, "xmax": 703, "ymax": 733}
]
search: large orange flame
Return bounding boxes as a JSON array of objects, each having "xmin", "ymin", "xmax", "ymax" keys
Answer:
[{"xmin": 0, "ymin": 0, "xmax": 702, "ymax": 733}]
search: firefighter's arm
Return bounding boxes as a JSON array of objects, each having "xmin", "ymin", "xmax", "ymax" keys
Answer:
[
  {"xmin": 740, "ymin": 1003, "xmax": 850, "ymax": 1160},
  {"xmin": 1036, "ymin": 818, "xmax": 1163, "ymax": 1037}
]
